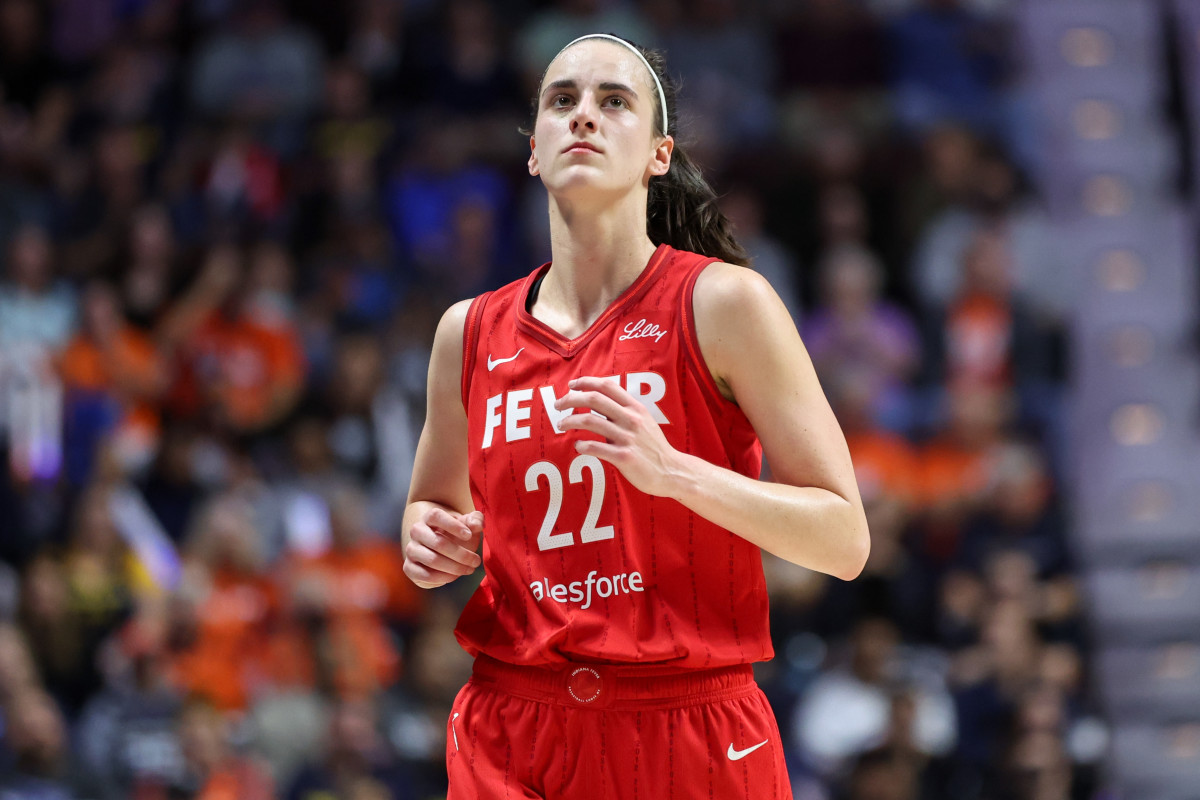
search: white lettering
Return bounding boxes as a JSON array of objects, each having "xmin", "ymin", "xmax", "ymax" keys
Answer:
[
  {"xmin": 582, "ymin": 571, "xmax": 598, "ymax": 610},
  {"xmin": 483, "ymin": 394, "xmax": 503, "ymax": 448},
  {"xmin": 539, "ymin": 386, "xmax": 573, "ymax": 434},
  {"xmin": 619, "ymin": 318, "xmax": 668, "ymax": 343},
  {"xmin": 626, "ymin": 372, "xmax": 668, "ymax": 423},
  {"xmin": 529, "ymin": 570, "xmax": 645, "ymax": 607},
  {"xmin": 505, "ymin": 389, "xmax": 533, "ymax": 442},
  {"xmin": 483, "ymin": 373, "xmax": 672, "ymax": 450}
]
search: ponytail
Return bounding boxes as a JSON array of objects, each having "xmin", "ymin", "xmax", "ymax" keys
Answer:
[{"xmin": 647, "ymin": 145, "xmax": 749, "ymax": 267}]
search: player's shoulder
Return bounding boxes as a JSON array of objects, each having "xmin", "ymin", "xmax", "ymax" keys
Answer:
[
  {"xmin": 692, "ymin": 261, "xmax": 777, "ymax": 320},
  {"xmin": 435, "ymin": 298, "xmax": 475, "ymax": 343}
]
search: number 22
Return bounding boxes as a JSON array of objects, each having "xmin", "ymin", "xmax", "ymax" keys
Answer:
[{"xmin": 524, "ymin": 455, "xmax": 614, "ymax": 551}]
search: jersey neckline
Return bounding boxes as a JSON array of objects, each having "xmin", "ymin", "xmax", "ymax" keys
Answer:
[{"xmin": 515, "ymin": 243, "xmax": 671, "ymax": 357}]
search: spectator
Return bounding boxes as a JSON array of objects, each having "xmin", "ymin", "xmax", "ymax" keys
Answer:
[
  {"xmin": 0, "ymin": 225, "xmax": 76, "ymax": 361},
  {"xmin": 912, "ymin": 148, "xmax": 1061, "ymax": 319},
  {"xmin": 75, "ymin": 610, "xmax": 186, "ymax": 798},
  {"xmin": 793, "ymin": 618, "xmax": 956, "ymax": 779},
  {"xmin": 277, "ymin": 485, "xmax": 412, "ymax": 700},
  {"xmin": 58, "ymin": 281, "xmax": 166, "ymax": 480},
  {"xmin": 170, "ymin": 699, "xmax": 274, "ymax": 800},
  {"xmin": 115, "ymin": 205, "xmax": 183, "ymax": 334},
  {"xmin": 283, "ymin": 697, "xmax": 415, "ymax": 800},
  {"xmin": 169, "ymin": 494, "xmax": 277, "ymax": 711},
  {"xmin": 913, "ymin": 380, "xmax": 1013, "ymax": 566},
  {"xmin": 804, "ymin": 244, "xmax": 921, "ymax": 432},
  {"xmin": 165, "ymin": 244, "xmax": 307, "ymax": 436}
]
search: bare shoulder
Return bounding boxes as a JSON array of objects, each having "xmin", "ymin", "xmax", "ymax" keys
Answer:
[
  {"xmin": 434, "ymin": 298, "xmax": 475, "ymax": 351},
  {"xmin": 692, "ymin": 262, "xmax": 800, "ymax": 398},
  {"xmin": 426, "ymin": 298, "xmax": 474, "ymax": 370},
  {"xmin": 692, "ymin": 261, "xmax": 778, "ymax": 321}
]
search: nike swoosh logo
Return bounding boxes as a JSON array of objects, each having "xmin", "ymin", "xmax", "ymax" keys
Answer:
[
  {"xmin": 727, "ymin": 740, "xmax": 768, "ymax": 761},
  {"xmin": 487, "ymin": 348, "xmax": 524, "ymax": 371}
]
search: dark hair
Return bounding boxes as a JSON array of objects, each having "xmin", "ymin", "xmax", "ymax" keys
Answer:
[{"xmin": 526, "ymin": 36, "xmax": 750, "ymax": 267}]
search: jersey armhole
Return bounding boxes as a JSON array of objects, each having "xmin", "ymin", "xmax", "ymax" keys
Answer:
[
  {"xmin": 461, "ymin": 292, "xmax": 493, "ymax": 411},
  {"xmin": 680, "ymin": 260, "xmax": 738, "ymax": 412}
]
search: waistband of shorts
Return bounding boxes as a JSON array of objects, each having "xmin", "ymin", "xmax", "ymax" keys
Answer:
[{"xmin": 470, "ymin": 654, "xmax": 757, "ymax": 710}]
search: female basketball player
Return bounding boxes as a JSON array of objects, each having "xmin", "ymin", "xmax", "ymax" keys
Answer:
[{"xmin": 401, "ymin": 34, "xmax": 870, "ymax": 799}]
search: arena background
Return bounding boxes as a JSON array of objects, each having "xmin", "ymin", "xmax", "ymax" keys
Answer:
[{"xmin": 0, "ymin": 0, "xmax": 1196, "ymax": 798}]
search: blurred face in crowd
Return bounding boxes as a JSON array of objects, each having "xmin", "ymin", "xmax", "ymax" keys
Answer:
[
  {"xmin": 529, "ymin": 39, "xmax": 671, "ymax": 203},
  {"xmin": 946, "ymin": 380, "xmax": 1012, "ymax": 448},
  {"xmin": 81, "ymin": 282, "xmax": 124, "ymax": 341},
  {"xmin": 130, "ymin": 204, "xmax": 174, "ymax": 264},
  {"xmin": 179, "ymin": 702, "xmax": 227, "ymax": 774},
  {"xmin": 195, "ymin": 496, "xmax": 262, "ymax": 572},
  {"xmin": 851, "ymin": 618, "xmax": 899, "ymax": 684},
  {"xmin": 820, "ymin": 182, "xmax": 868, "ymax": 245},
  {"xmin": 960, "ymin": 230, "xmax": 1013, "ymax": 298},
  {"xmin": 821, "ymin": 245, "xmax": 883, "ymax": 317},
  {"xmin": 329, "ymin": 698, "xmax": 380, "ymax": 764},
  {"xmin": 924, "ymin": 125, "xmax": 977, "ymax": 196},
  {"xmin": 7, "ymin": 226, "xmax": 52, "ymax": 292}
]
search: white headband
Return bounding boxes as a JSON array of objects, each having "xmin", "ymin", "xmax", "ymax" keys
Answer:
[{"xmin": 557, "ymin": 33, "xmax": 668, "ymax": 135}]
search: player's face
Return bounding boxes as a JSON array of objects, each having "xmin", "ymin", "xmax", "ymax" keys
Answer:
[{"xmin": 528, "ymin": 40, "xmax": 672, "ymax": 197}]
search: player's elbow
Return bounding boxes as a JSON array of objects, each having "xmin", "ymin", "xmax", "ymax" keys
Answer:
[{"xmin": 834, "ymin": 523, "xmax": 871, "ymax": 582}]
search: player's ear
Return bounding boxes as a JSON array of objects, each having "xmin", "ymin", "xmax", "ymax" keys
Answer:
[
  {"xmin": 528, "ymin": 136, "xmax": 540, "ymax": 176},
  {"xmin": 648, "ymin": 135, "xmax": 673, "ymax": 177}
]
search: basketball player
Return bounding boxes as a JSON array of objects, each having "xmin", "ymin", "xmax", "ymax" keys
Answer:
[{"xmin": 401, "ymin": 34, "xmax": 870, "ymax": 799}]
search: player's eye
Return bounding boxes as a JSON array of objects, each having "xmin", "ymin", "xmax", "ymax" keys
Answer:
[
  {"xmin": 604, "ymin": 96, "xmax": 627, "ymax": 109},
  {"xmin": 550, "ymin": 94, "xmax": 573, "ymax": 108}
]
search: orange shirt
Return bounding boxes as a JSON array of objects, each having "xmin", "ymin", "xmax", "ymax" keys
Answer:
[
  {"xmin": 846, "ymin": 429, "xmax": 919, "ymax": 505},
  {"xmin": 169, "ymin": 567, "xmax": 278, "ymax": 711},
  {"xmin": 269, "ymin": 538, "xmax": 417, "ymax": 697},
  {"xmin": 184, "ymin": 312, "xmax": 305, "ymax": 430},
  {"xmin": 59, "ymin": 326, "xmax": 164, "ymax": 437},
  {"xmin": 945, "ymin": 293, "xmax": 1012, "ymax": 387},
  {"xmin": 295, "ymin": 538, "xmax": 425, "ymax": 623},
  {"xmin": 914, "ymin": 437, "xmax": 991, "ymax": 510}
]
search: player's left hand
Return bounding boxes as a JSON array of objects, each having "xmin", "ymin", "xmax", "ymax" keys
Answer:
[{"xmin": 555, "ymin": 376, "xmax": 685, "ymax": 499}]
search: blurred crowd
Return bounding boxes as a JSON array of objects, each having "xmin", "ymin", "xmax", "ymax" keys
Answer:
[{"xmin": 0, "ymin": 0, "xmax": 1103, "ymax": 798}]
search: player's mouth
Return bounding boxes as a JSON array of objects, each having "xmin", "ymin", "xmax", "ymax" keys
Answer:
[{"xmin": 563, "ymin": 141, "xmax": 602, "ymax": 154}]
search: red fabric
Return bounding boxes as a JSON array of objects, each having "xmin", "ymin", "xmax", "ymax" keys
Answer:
[
  {"xmin": 445, "ymin": 657, "xmax": 792, "ymax": 799},
  {"xmin": 456, "ymin": 244, "xmax": 771, "ymax": 669}
]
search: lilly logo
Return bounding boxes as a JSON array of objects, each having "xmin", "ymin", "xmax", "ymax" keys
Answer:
[{"xmin": 618, "ymin": 319, "xmax": 667, "ymax": 343}]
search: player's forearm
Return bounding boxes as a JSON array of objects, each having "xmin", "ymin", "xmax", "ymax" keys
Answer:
[{"xmin": 665, "ymin": 453, "xmax": 870, "ymax": 581}]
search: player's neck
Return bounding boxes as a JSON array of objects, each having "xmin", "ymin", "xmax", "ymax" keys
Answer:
[{"xmin": 541, "ymin": 201, "xmax": 658, "ymax": 325}]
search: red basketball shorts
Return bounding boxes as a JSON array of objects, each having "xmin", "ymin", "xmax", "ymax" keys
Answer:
[{"xmin": 445, "ymin": 655, "xmax": 793, "ymax": 800}]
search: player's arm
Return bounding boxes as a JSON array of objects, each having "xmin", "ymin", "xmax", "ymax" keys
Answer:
[
  {"xmin": 557, "ymin": 264, "xmax": 869, "ymax": 581},
  {"xmin": 401, "ymin": 300, "xmax": 484, "ymax": 589}
]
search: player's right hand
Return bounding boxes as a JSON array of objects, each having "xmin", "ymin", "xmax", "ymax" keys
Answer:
[{"xmin": 403, "ymin": 508, "xmax": 484, "ymax": 589}]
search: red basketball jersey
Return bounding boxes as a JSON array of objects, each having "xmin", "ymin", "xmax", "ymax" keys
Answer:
[{"xmin": 455, "ymin": 244, "xmax": 773, "ymax": 669}]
